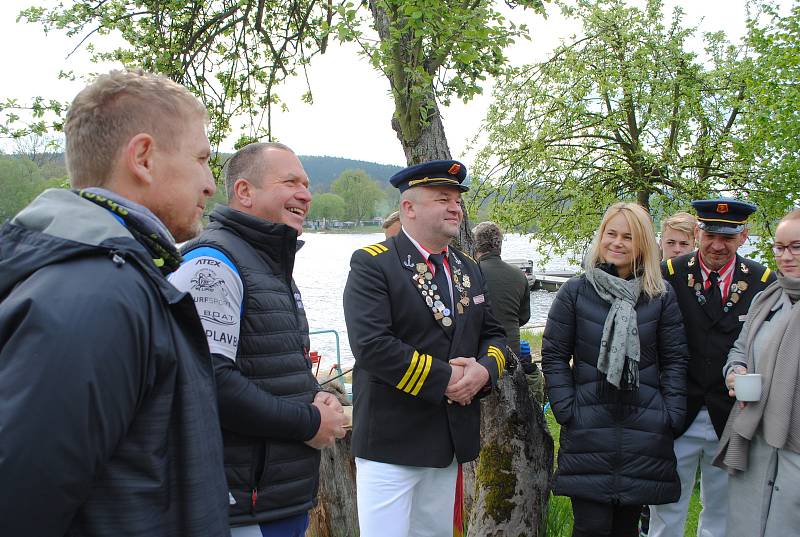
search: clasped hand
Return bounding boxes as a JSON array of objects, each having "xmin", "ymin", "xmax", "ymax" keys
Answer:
[
  {"xmin": 305, "ymin": 391, "xmax": 348, "ymax": 449},
  {"xmin": 446, "ymin": 357, "xmax": 489, "ymax": 406}
]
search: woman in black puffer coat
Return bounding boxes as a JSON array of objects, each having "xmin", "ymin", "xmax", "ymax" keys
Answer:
[{"xmin": 542, "ymin": 202, "xmax": 689, "ymax": 537}]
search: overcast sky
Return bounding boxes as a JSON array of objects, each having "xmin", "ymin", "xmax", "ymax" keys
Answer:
[{"xmin": 0, "ymin": 0, "xmax": 782, "ymax": 166}]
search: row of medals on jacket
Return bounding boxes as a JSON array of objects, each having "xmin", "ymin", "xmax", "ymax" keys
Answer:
[
  {"xmin": 686, "ymin": 256, "xmax": 749, "ymax": 312},
  {"xmin": 412, "ymin": 260, "xmax": 470, "ymax": 327}
]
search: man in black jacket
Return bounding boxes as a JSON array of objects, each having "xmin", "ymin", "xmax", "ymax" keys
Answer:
[
  {"xmin": 169, "ymin": 142, "xmax": 346, "ymax": 537},
  {"xmin": 343, "ymin": 160, "xmax": 507, "ymax": 537},
  {"xmin": 0, "ymin": 70, "xmax": 229, "ymax": 536},
  {"xmin": 649, "ymin": 199, "xmax": 776, "ymax": 537}
]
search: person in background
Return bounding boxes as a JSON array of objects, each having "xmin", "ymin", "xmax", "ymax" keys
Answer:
[
  {"xmin": 660, "ymin": 212, "xmax": 697, "ymax": 261},
  {"xmin": 343, "ymin": 160, "xmax": 507, "ymax": 537},
  {"xmin": 383, "ymin": 210, "xmax": 401, "ymax": 238},
  {"xmin": 0, "ymin": 70, "xmax": 229, "ymax": 536},
  {"xmin": 713, "ymin": 208, "xmax": 800, "ymax": 537},
  {"xmin": 649, "ymin": 198, "xmax": 776, "ymax": 537},
  {"xmin": 472, "ymin": 221, "xmax": 531, "ymax": 357},
  {"xmin": 639, "ymin": 212, "xmax": 697, "ymax": 537},
  {"xmin": 543, "ymin": 202, "xmax": 688, "ymax": 537},
  {"xmin": 641, "ymin": 213, "xmax": 696, "ymax": 535},
  {"xmin": 467, "ymin": 221, "xmax": 537, "ymax": 534},
  {"xmin": 169, "ymin": 142, "xmax": 347, "ymax": 537}
]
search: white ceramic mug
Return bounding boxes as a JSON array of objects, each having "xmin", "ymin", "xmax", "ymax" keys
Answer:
[{"xmin": 734, "ymin": 373, "xmax": 762, "ymax": 402}]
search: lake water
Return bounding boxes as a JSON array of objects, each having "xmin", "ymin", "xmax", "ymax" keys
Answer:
[
  {"xmin": 295, "ymin": 231, "xmax": 762, "ymax": 371},
  {"xmin": 295, "ymin": 232, "xmax": 578, "ymax": 371}
]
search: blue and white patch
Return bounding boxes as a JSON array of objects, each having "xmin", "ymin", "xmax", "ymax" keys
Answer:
[{"xmin": 169, "ymin": 247, "xmax": 244, "ymax": 361}]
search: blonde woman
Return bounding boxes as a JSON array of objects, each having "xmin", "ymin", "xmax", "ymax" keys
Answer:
[
  {"xmin": 660, "ymin": 211, "xmax": 697, "ymax": 261},
  {"xmin": 542, "ymin": 202, "xmax": 689, "ymax": 537}
]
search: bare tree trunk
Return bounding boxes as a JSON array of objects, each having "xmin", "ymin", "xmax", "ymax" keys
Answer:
[
  {"xmin": 465, "ymin": 367, "xmax": 554, "ymax": 536},
  {"xmin": 456, "ymin": 211, "xmax": 475, "ymax": 256},
  {"xmin": 391, "ymin": 102, "xmax": 474, "ymax": 253},
  {"xmin": 308, "ymin": 434, "xmax": 359, "ymax": 537},
  {"xmin": 369, "ymin": 0, "xmax": 452, "ymax": 166},
  {"xmin": 390, "ymin": 107, "xmax": 451, "ymax": 164},
  {"xmin": 637, "ymin": 187, "xmax": 650, "ymax": 211}
]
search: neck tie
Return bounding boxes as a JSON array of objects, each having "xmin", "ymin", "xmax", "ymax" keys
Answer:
[
  {"xmin": 707, "ymin": 271, "xmax": 721, "ymax": 305},
  {"xmin": 429, "ymin": 253, "xmax": 452, "ymax": 317}
]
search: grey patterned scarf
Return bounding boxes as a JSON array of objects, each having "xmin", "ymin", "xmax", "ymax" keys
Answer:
[{"xmin": 585, "ymin": 266, "xmax": 642, "ymax": 390}]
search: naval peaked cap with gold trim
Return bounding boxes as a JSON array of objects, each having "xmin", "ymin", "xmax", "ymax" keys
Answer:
[
  {"xmin": 691, "ymin": 198, "xmax": 757, "ymax": 235},
  {"xmin": 389, "ymin": 159, "xmax": 469, "ymax": 193}
]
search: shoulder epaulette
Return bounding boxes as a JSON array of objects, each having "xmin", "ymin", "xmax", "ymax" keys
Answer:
[
  {"xmin": 360, "ymin": 243, "xmax": 389, "ymax": 257},
  {"xmin": 761, "ymin": 267, "xmax": 772, "ymax": 283}
]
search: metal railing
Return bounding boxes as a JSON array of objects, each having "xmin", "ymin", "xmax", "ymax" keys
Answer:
[{"xmin": 308, "ymin": 329, "xmax": 343, "ymax": 378}]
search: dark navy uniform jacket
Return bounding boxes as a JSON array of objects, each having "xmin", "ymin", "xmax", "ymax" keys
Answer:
[
  {"xmin": 663, "ymin": 251, "xmax": 775, "ymax": 437},
  {"xmin": 343, "ymin": 231, "xmax": 507, "ymax": 467}
]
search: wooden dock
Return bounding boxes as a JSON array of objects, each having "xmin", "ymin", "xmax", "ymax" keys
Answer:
[
  {"xmin": 531, "ymin": 272, "xmax": 574, "ymax": 292},
  {"xmin": 506, "ymin": 259, "xmax": 576, "ymax": 292}
]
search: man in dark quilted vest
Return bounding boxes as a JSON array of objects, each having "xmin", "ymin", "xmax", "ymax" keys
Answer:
[{"xmin": 170, "ymin": 142, "xmax": 347, "ymax": 537}]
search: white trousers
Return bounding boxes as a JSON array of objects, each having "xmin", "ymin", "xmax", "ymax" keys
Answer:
[
  {"xmin": 649, "ymin": 409, "xmax": 729, "ymax": 537},
  {"xmin": 356, "ymin": 457, "xmax": 458, "ymax": 537}
]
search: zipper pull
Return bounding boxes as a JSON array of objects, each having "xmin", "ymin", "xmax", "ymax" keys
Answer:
[
  {"xmin": 251, "ymin": 488, "xmax": 257, "ymax": 509},
  {"xmin": 109, "ymin": 250, "xmax": 126, "ymax": 267}
]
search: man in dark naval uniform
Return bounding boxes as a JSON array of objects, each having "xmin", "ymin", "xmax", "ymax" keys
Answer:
[
  {"xmin": 649, "ymin": 199, "xmax": 776, "ymax": 537},
  {"xmin": 343, "ymin": 160, "xmax": 507, "ymax": 537}
]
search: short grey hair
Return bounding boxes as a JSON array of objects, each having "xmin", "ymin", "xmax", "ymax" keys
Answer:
[
  {"xmin": 224, "ymin": 141, "xmax": 294, "ymax": 201},
  {"xmin": 473, "ymin": 221, "xmax": 503, "ymax": 255}
]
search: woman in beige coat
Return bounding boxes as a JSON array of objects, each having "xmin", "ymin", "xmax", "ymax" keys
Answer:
[{"xmin": 714, "ymin": 208, "xmax": 800, "ymax": 536}]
